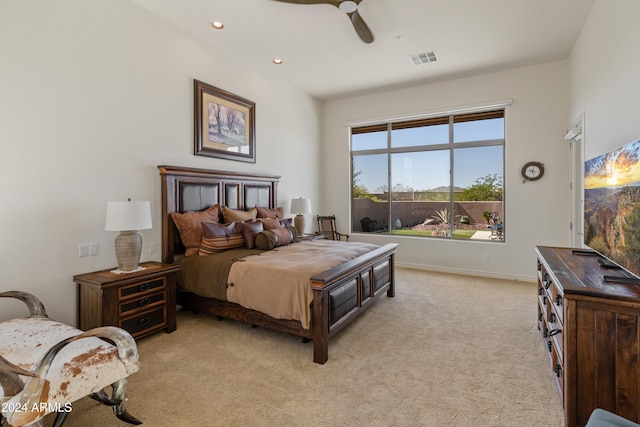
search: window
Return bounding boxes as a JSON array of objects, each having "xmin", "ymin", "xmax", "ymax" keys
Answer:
[{"xmin": 351, "ymin": 110, "xmax": 505, "ymax": 241}]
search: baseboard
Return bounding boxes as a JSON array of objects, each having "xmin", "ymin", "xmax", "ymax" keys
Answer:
[{"xmin": 395, "ymin": 261, "xmax": 536, "ymax": 283}]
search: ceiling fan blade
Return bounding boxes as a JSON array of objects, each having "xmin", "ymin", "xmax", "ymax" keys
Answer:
[
  {"xmin": 272, "ymin": 0, "xmax": 374, "ymax": 44},
  {"xmin": 347, "ymin": 9, "xmax": 374, "ymax": 44}
]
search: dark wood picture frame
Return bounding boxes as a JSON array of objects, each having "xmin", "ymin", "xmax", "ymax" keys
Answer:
[{"xmin": 194, "ymin": 79, "xmax": 256, "ymax": 163}]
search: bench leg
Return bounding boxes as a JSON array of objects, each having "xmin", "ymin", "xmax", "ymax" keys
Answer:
[{"xmin": 111, "ymin": 378, "xmax": 142, "ymax": 425}]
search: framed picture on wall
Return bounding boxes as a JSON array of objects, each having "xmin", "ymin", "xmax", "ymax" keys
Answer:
[{"xmin": 193, "ymin": 79, "xmax": 256, "ymax": 163}]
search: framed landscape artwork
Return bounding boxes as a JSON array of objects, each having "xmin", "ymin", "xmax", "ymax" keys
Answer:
[
  {"xmin": 194, "ymin": 79, "xmax": 255, "ymax": 163},
  {"xmin": 584, "ymin": 139, "xmax": 640, "ymax": 276}
]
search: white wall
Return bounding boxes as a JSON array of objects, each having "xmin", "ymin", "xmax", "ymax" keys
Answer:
[
  {"xmin": 323, "ymin": 62, "xmax": 572, "ymax": 280},
  {"xmin": 0, "ymin": 0, "xmax": 322, "ymax": 324},
  {"xmin": 568, "ymin": 0, "xmax": 640, "ymax": 159}
]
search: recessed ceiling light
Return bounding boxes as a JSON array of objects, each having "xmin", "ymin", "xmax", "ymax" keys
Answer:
[
  {"xmin": 273, "ymin": 58, "xmax": 283, "ymax": 65},
  {"xmin": 210, "ymin": 21, "xmax": 224, "ymax": 30}
]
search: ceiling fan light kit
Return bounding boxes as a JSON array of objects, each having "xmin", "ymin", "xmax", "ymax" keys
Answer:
[
  {"xmin": 338, "ymin": 1, "xmax": 358, "ymax": 13},
  {"xmin": 275, "ymin": 0, "xmax": 374, "ymax": 44}
]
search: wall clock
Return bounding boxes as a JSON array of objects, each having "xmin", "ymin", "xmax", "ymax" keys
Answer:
[{"xmin": 521, "ymin": 161, "xmax": 544, "ymax": 182}]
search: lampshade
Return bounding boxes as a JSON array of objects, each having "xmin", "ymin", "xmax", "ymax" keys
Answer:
[
  {"xmin": 290, "ymin": 198, "xmax": 312, "ymax": 215},
  {"xmin": 105, "ymin": 201, "xmax": 152, "ymax": 231}
]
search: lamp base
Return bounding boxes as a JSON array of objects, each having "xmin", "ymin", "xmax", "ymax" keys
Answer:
[
  {"xmin": 114, "ymin": 230, "xmax": 142, "ymax": 272},
  {"xmin": 294, "ymin": 214, "xmax": 305, "ymax": 237}
]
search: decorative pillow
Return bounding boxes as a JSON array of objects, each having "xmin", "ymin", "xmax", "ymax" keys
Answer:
[
  {"xmin": 199, "ymin": 221, "xmax": 245, "ymax": 255},
  {"xmin": 222, "ymin": 205, "xmax": 257, "ymax": 223},
  {"xmin": 261, "ymin": 218, "xmax": 282, "ymax": 230},
  {"xmin": 255, "ymin": 228, "xmax": 294, "ymax": 251},
  {"xmin": 279, "ymin": 217, "xmax": 294, "ymax": 227},
  {"xmin": 285, "ymin": 225, "xmax": 299, "ymax": 242},
  {"xmin": 256, "ymin": 206, "xmax": 285, "ymax": 219},
  {"xmin": 171, "ymin": 205, "xmax": 220, "ymax": 256},
  {"xmin": 243, "ymin": 220, "xmax": 264, "ymax": 250}
]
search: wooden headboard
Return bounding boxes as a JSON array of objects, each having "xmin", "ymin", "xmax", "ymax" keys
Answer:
[{"xmin": 158, "ymin": 165, "xmax": 280, "ymax": 263}]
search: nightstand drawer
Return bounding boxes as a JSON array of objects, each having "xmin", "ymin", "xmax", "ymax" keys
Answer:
[
  {"xmin": 119, "ymin": 291, "xmax": 165, "ymax": 316},
  {"xmin": 119, "ymin": 278, "xmax": 165, "ymax": 300},
  {"xmin": 121, "ymin": 306, "xmax": 166, "ymax": 337}
]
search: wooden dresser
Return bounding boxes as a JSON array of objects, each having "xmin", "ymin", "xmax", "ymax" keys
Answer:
[
  {"xmin": 75, "ymin": 262, "xmax": 180, "ymax": 339},
  {"xmin": 536, "ymin": 246, "xmax": 640, "ymax": 426}
]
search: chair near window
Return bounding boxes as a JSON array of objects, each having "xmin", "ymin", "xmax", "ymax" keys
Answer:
[
  {"xmin": 316, "ymin": 215, "xmax": 349, "ymax": 241},
  {"xmin": 488, "ymin": 212, "xmax": 503, "ymax": 239}
]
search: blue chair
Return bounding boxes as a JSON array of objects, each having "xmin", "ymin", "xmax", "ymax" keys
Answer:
[{"xmin": 586, "ymin": 409, "xmax": 640, "ymax": 427}]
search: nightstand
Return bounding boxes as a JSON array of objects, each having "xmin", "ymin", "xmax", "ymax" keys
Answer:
[{"xmin": 74, "ymin": 261, "xmax": 180, "ymax": 339}]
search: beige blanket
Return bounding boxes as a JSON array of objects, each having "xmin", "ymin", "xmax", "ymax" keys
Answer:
[{"xmin": 227, "ymin": 240, "xmax": 378, "ymax": 329}]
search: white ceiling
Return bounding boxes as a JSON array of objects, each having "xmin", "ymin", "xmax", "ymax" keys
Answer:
[{"xmin": 131, "ymin": 0, "xmax": 595, "ymax": 101}]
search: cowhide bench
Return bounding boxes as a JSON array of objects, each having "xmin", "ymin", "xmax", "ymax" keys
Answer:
[{"xmin": 0, "ymin": 291, "xmax": 141, "ymax": 427}]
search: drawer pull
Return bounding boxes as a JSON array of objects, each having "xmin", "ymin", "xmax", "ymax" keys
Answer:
[
  {"xmin": 138, "ymin": 317, "xmax": 149, "ymax": 326},
  {"xmin": 544, "ymin": 280, "xmax": 552, "ymax": 290},
  {"xmin": 547, "ymin": 341, "xmax": 552, "ymax": 353},
  {"xmin": 138, "ymin": 298, "xmax": 150, "ymax": 307},
  {"xmin": 555, "ymin": 364, "xmax": 562, "ymax": 378},
  {"xmin": 555, "ymin": 295, "xmax": 562, "ymax": 306},
  {"xmin": 138, "ymin": 283, "xmax": 150, "ymax": 292},
  {"xmin": 549, "ymin": 329, "xmax": 561, "ymax": 336},
  {"xmin": 549, "ymin": 312, "xmax": 556, "ymax": 323}
]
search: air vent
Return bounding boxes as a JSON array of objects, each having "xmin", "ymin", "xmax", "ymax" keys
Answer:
[{"xmin": 410, "ymin": 51, "xmax": 437, "ymax": 66}]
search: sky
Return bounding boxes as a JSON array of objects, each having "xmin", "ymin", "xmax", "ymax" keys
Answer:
[{"xmin": 584, "ymin": 139, "xmax": 640, "ymax": 189}]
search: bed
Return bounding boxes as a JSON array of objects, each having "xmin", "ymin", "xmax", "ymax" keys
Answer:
[{"xmin": 158, "ymin": 165, "xmax": 397, "ymax": 364}]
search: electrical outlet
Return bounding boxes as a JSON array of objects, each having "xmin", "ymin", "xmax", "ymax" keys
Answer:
[
  {"xmin": 149, "ymin": 242, "xmax": 157, "ymax": 254},
  {"xmin": 89, "ymin": 243, "xmax": 98, "ymax": 256},
  {"xmin": 79, "ymin": 244, "xmax": 89, "ymax": 257}
]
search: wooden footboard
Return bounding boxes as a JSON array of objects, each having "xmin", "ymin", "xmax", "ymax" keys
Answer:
[{"xmin": 311, "ymin": 243, "xmax": 397, "ymax": 363}]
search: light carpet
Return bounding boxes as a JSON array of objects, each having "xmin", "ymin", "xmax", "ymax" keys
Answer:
[{"xmin": 51, "ymin": 267, "xmax": 564, "ymax": 426}]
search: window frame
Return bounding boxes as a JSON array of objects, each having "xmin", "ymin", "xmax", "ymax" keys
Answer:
[{"xmin": 350, "ymin": 108, "xmax": 506, "ymax": 242}]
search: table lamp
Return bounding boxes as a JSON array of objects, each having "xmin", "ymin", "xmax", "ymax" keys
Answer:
[
  {"xmin": 105, "ymin": 199, "xmax": 152, "ymax": 272},
  {"xmin": 290, "ymin": 198, "xmax": 311, "ymax": 237}
]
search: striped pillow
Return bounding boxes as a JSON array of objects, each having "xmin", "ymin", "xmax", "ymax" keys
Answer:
[{"xmin": 199, "ymin": 222, "xmax": 245, "ymax": 255}]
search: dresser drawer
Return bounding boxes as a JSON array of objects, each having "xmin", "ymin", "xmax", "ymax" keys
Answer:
[
  {"xmin": 551, "ymin": 344, "xmax": 564, "ymax": 400},
  {"xmin": 119, "ymin": 291, "xmax": 165, "ymax": 316},
  {"xmin": 119, "ymin": 278, "xmax": 165, "ymax": 300},
  {"xmin": 547, "ymin": 311, "xmax": 563, "ymax": 358},
  {"xmin": 120, "ymin": 306, "xmax": 166, "ymax": 337}
]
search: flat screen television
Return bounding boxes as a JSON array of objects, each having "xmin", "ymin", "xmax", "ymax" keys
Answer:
[{"xmin": 584, "ymin": 139, "xmax": 640, "ymax": 279}]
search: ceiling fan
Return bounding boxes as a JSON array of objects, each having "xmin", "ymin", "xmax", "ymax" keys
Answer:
[{"xmin": 274, "ymin": 0, "xmax": 374, "ymax": 44}]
